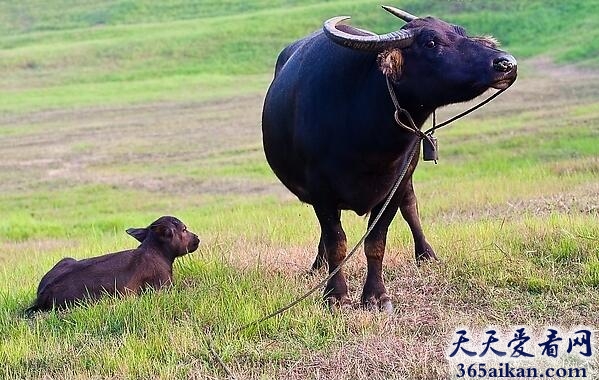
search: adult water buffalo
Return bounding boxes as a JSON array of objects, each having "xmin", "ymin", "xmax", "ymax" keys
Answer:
[{"xmin": 262, "ymin": 6, "xmax": 517, "ymax": 312}]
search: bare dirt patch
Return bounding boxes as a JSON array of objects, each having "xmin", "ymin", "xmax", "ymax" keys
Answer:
[
  {"xmin": 278, "ymin": 334, "xmax": 444, "ymax": 380},
  {"xmin": 0, "ymin": 94, "xmax": 291, "ymax": 196}
]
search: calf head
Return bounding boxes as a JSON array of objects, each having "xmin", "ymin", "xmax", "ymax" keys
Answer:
[{"xmin": 126, "ymin": 216, "xmax": 200, "ymax": 258}]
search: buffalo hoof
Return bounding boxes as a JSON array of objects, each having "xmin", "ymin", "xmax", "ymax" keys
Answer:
[
  {"xmin": 326, "ymin": 295, "xmax": 352, "ymax": 312},
  {"xmin": 362, "ymin": 293, "xmax": 393, "ymax": 314},
  {"xmin": 308, "ymin": 258, "xmax": 327, "ymax": 276},
  {"xmin": 416, "ymin": 243, "xmax": 438, "ymax": 262}
]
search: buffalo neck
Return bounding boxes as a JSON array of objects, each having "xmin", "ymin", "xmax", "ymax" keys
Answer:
[
  {"xmin": 350, "ymin": 65, "xmax": 435, "ymax": 154},
  {"xmin": 386, "ymin": 75, "xmax": 436, "ymax": 128}
]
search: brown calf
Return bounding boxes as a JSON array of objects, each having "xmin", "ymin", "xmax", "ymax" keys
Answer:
[{"xmin": 26, "ymin": 216, "xmax": 200, "ymax": 313}]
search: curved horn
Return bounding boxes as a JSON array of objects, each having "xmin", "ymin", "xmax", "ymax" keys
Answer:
[
  {"xmin": 323, "ymin": 16, "xmax": 415, "ymax": 52},
  {"xmin": 382, "ymin": 5, "xmax": 418, "ymax": 22}
]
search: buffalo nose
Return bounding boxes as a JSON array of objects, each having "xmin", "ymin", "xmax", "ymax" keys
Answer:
[{"xmin": 493, "ymin": 55, "xmax": 517, "ymax": 72}]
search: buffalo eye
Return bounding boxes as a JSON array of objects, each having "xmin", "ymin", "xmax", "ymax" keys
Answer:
[{"xmin": 425, "ymin": 40, "xmax": 436, "ymax": 49}]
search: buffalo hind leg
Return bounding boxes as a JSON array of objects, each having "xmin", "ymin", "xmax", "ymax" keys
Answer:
[
  {"xmin": 314, "ymin": 205, "xmax": 351, "ymax": 309},
  {"xmin": 361, "ymin": 194, "xmax": 402, "ymax": 313},
  {"xmin": 309, "ymin": 237, "xmax": 327, "ymax": 273},
  {"xmin": 400, "ymin": 179, "xmax": 437, "ymax": 261}
]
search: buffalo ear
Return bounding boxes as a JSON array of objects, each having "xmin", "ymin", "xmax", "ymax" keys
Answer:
[
  {"xmin": 126, "ymin": 227, "xmax": 148, "ymax": 243},
  {"xmin": 378, "ymin": 48, "xmax": 404, "ymax": 81}
]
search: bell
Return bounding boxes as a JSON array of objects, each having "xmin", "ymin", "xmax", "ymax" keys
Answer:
[{"xmin": 423, "ymin": 135, "xmax": 438, "ymax": 162}]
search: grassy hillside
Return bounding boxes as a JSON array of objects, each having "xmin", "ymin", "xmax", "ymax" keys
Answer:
[
  {"xmin": 0, "ymin": 1, "xmax": 598, "ymax": 379},
  {"xmin": 1, "ymin": 0, "xmax": 599, "ymax": 112}
]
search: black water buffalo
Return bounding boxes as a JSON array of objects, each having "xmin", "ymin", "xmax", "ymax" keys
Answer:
[{"xmin": 262, "ymin": 6, "xmax": 517, "ymax": 312}]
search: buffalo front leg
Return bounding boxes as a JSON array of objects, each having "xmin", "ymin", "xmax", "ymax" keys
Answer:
[
  {"xmin": 400, "ymin": 179, "xmax": 437, "ymax": 261},
  {"xmin": 313, "ymin": 205, "xmax": 351, "ymax": 309},
  {"xmin": 361, "ymin": 193, "xmax": 402, "ymax": 313}
]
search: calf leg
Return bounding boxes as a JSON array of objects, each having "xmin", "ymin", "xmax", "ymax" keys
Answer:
[
  {"xmin": 400, "ymin": 179, "xmax": 436, "ymax": 261},
  {"xmin": 361, "ymin": 193, "xmax": 402, "ymax": 313},
  {"xmin": 314, "ymin": 205, "xmax": 351, "ymax": 308}
]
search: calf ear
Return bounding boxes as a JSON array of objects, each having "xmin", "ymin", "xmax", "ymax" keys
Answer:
[
  {"xmin": 378, "ymin": 48, "xmax": 404, "ymax": 81},
  {"xmin": 126, "ymin": 228, "xmax": 148, "ymax": 243},
  {"xmin": 151, "ymin": 225, "xmax": 173, "ymax": 240}
]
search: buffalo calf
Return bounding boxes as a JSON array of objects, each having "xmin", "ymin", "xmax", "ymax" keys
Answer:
[{"xmin": 27, "ymin": 216, "xmax": 200, "ymax": 313}]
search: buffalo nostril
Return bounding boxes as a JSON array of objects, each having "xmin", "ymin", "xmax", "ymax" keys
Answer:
[{"xmin": 493, "ymin": 56, "xmax": 517, "ymax": 73}]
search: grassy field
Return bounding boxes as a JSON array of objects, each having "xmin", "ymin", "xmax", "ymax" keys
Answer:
[{"xmin": 1, "ymin": 1, "xmax": 598, "ymax": 379}]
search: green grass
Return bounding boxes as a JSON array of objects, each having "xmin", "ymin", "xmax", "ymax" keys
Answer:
[
  {"xmin": 1, "ymin": 0, "xmax": 599, "ymax": 113},
  {"xmin": 1, "ymin": 1, "xmax": 598, "ymax": 379},
  {"xmin": 1, "ymin": 256, "xmax": 347, "ymax": 378},
  {"xmin": 0, "ymin": 73, "xmax": 269, "ymax": 113}
]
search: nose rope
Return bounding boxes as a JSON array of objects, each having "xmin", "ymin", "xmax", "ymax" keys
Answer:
[
  {"xmin": 385, "ymin": 76, "xmax": 438, "ymax": 161},
  {"xmin": 385, "ymin": 75, "xmax": 513, "ymax": 158},
  {"xmin": 425, "ymin": 85, "xmax": 510, "ymax": 134}
]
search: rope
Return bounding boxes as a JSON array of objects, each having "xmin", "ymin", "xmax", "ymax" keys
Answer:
[
  {"xmin": 386, "ymin": 76, "xmax": 511, "ymax": 137},
  {"xmin": 208, "ymin": 129, "xmax": 421, "ymax": 379},
  {"xmin": 205, "ymin": 74, "xmax": 514, "ymax": 375},
  {"xmin": 425, "ymin": 86, "xmax": 509, "ymax": 135},
  {"xmin": 233, "ymin": 76, "xmax": 514, "ymax": 334},
  {"xmin": 204, "ymin": 331, "xmax": 236, "ymax": 379},
  {"xmin": 234, "ymin": 136, "xmax": 421, "ymax": 334}
]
